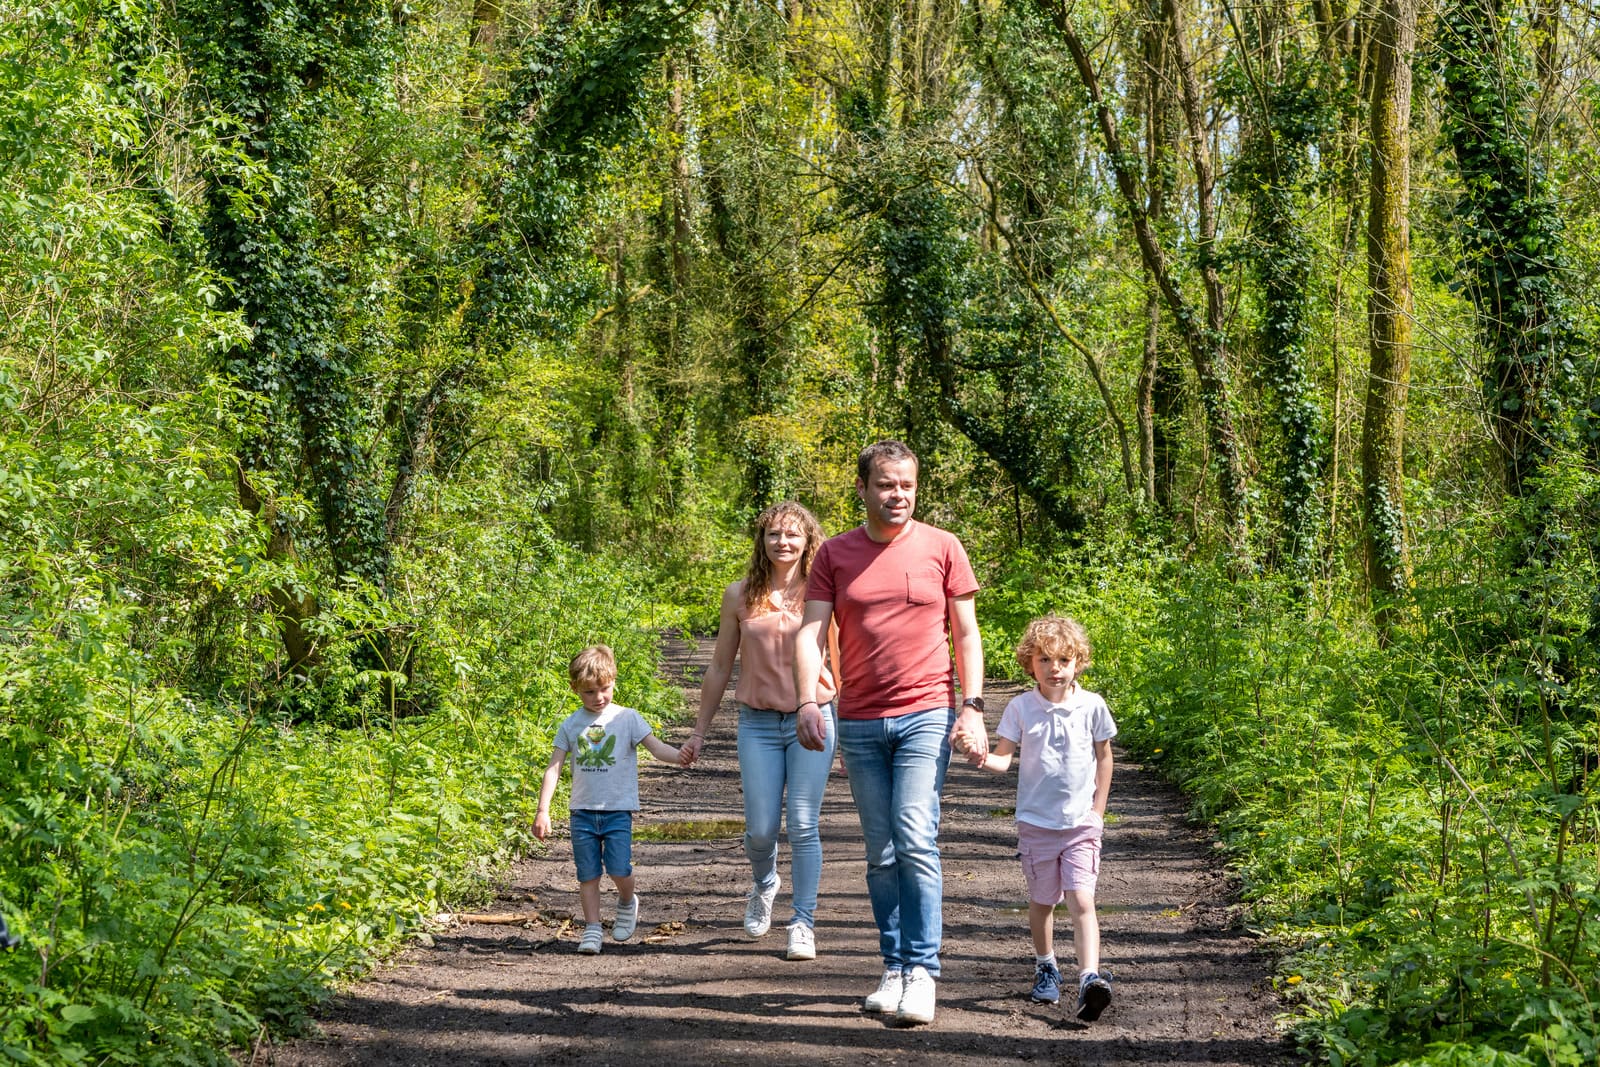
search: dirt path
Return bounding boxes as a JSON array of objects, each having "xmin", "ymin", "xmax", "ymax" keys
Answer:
[{"xmin": 265, "ymin": 637, "xmax": 1296, "ymax": 1066}]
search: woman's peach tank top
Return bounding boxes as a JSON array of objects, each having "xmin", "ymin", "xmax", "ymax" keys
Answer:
[{"xmin": 734, "ymin": 600, "xmax": 837, "ymax": 711}]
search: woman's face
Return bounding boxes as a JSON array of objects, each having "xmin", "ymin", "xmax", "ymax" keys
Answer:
[{"xmin": 763, "ymin": 520, "xmax": 807, "ymax": 567}]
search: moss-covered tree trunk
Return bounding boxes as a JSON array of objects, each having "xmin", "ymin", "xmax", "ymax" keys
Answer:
[
  {"xmin": 1136, "ymin": 3, "xmax": 1180, "ymax": 514},
  {"xmin": 1361, "ymin": 0, "xmax": 1415, "ymax": 630}
]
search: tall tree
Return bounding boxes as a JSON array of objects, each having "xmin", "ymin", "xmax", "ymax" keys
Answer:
[
  {"xmin": 839, "ymin": 0, "xmax": 1094, "ymax": 536},
  {"xmin": 1228, "ymin": 12, "xmax": 1328, "ymax": 579},
  {"xmin": 175, "ymin": 0, "xmax": 398, "ymax": 671},
  {"xmin": 1135, "ymin": 1, "xmax": 1183, "ymax": 514},
  {"xmin": 701, "ymin": 2, "xmax": 813, "ymax": 507},
  {"xmin": 1361, "ymin": 0, "xmax": 1416, "ymax": 627},
  {"xmin": 1438, "ymin": 0, "xmax": 1577, "ymax": 498},
  {"xmin": 1037, "ymin": 0, "xmax": 1252, "ymax": 559}
]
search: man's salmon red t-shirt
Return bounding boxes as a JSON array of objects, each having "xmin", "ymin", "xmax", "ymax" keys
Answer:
[{"xmin": 805, "ymin": 520, "xmax": 979, "ymax": 719}]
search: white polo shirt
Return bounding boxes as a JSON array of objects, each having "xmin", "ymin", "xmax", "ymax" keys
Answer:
[{"xmin": 996, "ymin": 685, "xmax": 1117, "ymax": 830}]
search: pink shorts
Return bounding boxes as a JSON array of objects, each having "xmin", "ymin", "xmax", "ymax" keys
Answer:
[{"xmin": 1017, "ymin": 817, "xmax": 1103, "ymax": 904}]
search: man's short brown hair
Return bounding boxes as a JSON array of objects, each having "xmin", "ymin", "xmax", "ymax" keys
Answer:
[
  {"xmin": 568, "ymin": 645, "xmax": 617, "ymax": 687},
  {"xmin": 857, "ymin": 439, "xmax": 919, "ymax": 484},
  {"xmin": 1015, "ymin": 616, "xmax": 1092, "ymax": 678}
]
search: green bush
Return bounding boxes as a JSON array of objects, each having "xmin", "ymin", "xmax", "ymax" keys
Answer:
[{"xmin": 1, "ymin": 448, "xmax": 683, "ymax": 1064}]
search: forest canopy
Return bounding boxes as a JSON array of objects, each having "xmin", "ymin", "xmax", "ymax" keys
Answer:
[{"xmin": 2, "ymin": 0, "xmax": 1598, "ymax": 1063}]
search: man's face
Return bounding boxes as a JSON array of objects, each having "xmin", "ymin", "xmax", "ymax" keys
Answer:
[{"xmin": 857, "ymin": 457, "xmax": 918, "ymax": 532}]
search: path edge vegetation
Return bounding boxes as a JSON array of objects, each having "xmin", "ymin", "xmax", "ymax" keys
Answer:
[{"xmin": 3, "ymin": 0, "xmax": 1599, "ymax": 1065}]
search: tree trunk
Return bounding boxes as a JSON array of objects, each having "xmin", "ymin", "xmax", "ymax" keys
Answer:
[
  {"xmin": 1233, "ymin": 11, "xmax": 1324, "ymax": 579},
  {"xmin": 1137, "ymin": 2, "xmax": 1180, "ymax": 514},
  {"xmin": 661, "ymin": 49, "xmax": 695, "ymax": 503},
  {"xmin": 1439, "ymin": 0, "xmax": 1574, "ymax": 498},
  {"xmin": 1361, "ymin": 0, "xmax": 1416, "ymax": 630}
]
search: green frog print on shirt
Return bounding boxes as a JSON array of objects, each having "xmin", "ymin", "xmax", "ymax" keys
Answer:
[{"xmin": 575, "ymin": 725, "xmax": 617, "ymax": 769}]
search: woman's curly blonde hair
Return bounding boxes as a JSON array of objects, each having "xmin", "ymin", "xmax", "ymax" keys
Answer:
[
  {"xmin": 740, "ymin": 501, "xmax": 826, "ymax": 614},
  {"xmin": 1015, "ymin": 615, "xmax": 1092, "ymax": 678}
]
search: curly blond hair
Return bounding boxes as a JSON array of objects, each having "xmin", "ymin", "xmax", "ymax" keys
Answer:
[
  {"xmin": 568, "ymin": 645, "xmax": 617, "ymax": 687},
  {"xmin": 1015, "ymin": 615, "xmax": 1092, "ymax": 678},
  {"xmin": 740, "ymin": 501, "xmax": 826, "ymax": 614}
]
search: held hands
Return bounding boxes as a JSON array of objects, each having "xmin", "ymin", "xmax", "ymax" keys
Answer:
[
  {"xmin": 679, "ymin": 734, "xmax": 704, "ymax": 768},
  {"xmin": 950, "ymin": 708, "xmax": 989, "ymax": 767}
]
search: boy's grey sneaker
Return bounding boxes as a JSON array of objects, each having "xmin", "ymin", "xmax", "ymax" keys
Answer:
[
  {"xmin": 612, "ymin": 894, "xmax": 639, "ymax": 941},
  {"xmin": 785, "ymin": 922, "xmax": 816, "ymax": 961},
  {"xmin": 895, "ymin": 965, "xmax": 937, "ymax": 1025},
  {"xmin": 1030, "ymin": 960, "xmax": 1062, "ymax": 1004},
  {"xmin": 743, "ymin": 874, "xmax": 780, "ymax": 938},
  {"xmin": 1076, "ymin": 971, "xmax": 1112, "ymax": 1021},
  {"xmin": 577, "ymin": 924, "xmax": 604, "ymax": 955},
  {"xmin": 862, "ymin": 967, "xmax": 904, "ymax": 1013}
]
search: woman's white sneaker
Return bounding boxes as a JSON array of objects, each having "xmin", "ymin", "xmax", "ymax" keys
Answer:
[
  {"xmin": 785, "ymin": 922, "xmax": 816, "ymax": 960},
  {"xmin": 744, "ymin": 875, "xmax": 780, "ymax": 938},
  {"xmin": 863, "ymin": 967, "xmax": 904, "ymax": 1013},
  {"xmin": 895, "ymin": 966, "xmax": 936, "ymax": 1025}
]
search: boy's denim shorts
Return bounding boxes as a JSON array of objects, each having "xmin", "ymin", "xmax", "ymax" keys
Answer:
[{"xmin": 570, "ymin": 809, "xmax": 633, "ymax": 883}]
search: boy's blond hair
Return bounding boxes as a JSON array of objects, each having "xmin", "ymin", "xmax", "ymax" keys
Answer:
[
  {"xmin": 1015, "ymin": 615, "xmax": 1092, "ymax": 678},
  {"xmin": 568, "ymin": 645, "xmax": 617, "ymax": 687}
]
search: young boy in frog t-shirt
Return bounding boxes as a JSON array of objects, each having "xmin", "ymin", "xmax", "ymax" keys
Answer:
[
  {"xmin": 968, "ymin": 615, "xmax": 1116, "ymax": 1021},
  {"xmin": 535, "ymin": 645, "xmax": 682, "ymax": 954}
]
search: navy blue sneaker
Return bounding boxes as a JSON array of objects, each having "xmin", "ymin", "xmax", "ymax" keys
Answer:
[
  {"xmin": 1030, "ymin": 960, "xmax": 1062, "ymax": 1004},
  {"xmin": 1076, "ymin": 971, "xmax": 1112, "ymax": 1021}
]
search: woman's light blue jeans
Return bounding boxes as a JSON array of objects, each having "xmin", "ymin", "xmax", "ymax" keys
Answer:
[
  {"xmin": 837, "ymin": 707, "xmax": 955, "ymax": 975},
  {"xmin": 737, "ymin": 703, "xmax": 836, "ymax": 928}
]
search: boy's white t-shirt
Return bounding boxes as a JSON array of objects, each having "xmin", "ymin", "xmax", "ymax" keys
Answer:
[
  {"xmin": 996, "ymin": 685, "xmax": 1117, "ymax": 831},
  {"xmin": 552, "ymin": 703, "xmax": 653, "ymax": 811}
]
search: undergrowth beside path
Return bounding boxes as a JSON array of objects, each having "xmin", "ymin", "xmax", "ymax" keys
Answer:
[{"xmin": 1, "ymin": 548, "xmax": 681, "ymax": 1066}]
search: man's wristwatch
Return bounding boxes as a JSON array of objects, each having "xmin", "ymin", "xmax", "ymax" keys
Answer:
[{"xmin": 961, "ymin": 696, "xmax": 985, "ymax": 714}]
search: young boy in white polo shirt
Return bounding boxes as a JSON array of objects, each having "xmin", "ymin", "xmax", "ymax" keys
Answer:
[{"xmin": 970, "ymin": 615, "xmax": 1116, "ymax": 1021}]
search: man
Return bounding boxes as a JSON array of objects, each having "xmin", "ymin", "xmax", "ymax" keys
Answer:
[{"xmin": 793, "ymin": 440, "xmax": 987, "ymax": 1026}]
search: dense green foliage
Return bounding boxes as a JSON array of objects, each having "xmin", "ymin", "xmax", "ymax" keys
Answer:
[{"xmin": 4, "ymin": 0, "xmax": 1600, "ymax": 1063}]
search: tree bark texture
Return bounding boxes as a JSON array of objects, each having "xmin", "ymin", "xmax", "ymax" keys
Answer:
[{"xmin": 1361, "ymin": 0, "xmax": 1415, "ymax": 624}]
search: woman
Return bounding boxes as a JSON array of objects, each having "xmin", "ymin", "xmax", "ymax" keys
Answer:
[{"xmin": 679, "ymin": 501, "xmax": 837, "ymax": 961}]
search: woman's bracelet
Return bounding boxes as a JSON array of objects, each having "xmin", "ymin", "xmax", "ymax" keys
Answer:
[
  {"xmin": 794, "ymin": 700, "xmax": 818, "ymax": 713},
  {"xmin": 689, "ymin": 732, "xmax": 704, "ymax": 740}
]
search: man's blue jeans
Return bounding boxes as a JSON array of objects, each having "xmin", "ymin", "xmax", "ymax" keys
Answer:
[
  {"xmin": 737, "ymin": 704, "xmax": 836, "ymax": 928},
  {"xmin": 838, "ymin": 707, "xmax": 955, "ymax": 975}
]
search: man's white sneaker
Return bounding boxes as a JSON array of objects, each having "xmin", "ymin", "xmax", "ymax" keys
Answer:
[
  {"xmin": 785, "ymin": 922, "xmax": 816, "ymax": 961},
  {"xmin": 743, "ymin": 875, "xmax": 780, "ymax": 938},
  {"xmin": 863, "ymin": 967, "xmax": 904, "ymax": 1013},
  {"xmin": 612, "ymin": 894, "xmax": 639, "ymax": 941},
  {"xmin": 576, "ymin": 924, "xmax": 604, "ymax": 954},
  {"xmin": 895, "ymin": 965, "xmax": 936, "ymax": 1025}
]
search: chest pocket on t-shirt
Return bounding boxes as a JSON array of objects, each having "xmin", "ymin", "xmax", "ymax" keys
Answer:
[{"xmin": 906, "ymin": 569, "xmax": 942, "ymax": 605}]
